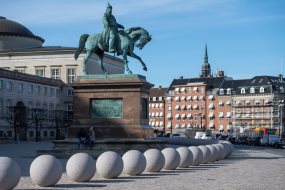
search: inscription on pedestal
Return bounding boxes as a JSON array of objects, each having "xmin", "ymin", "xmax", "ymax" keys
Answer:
[{"xmin": 90, "ymin": 99, "xmax": 123, "ymax": 118}]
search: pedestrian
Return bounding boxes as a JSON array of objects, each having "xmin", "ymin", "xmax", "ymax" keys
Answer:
[
  {"xmin": 88, "ymin": 127, "xmax": 96, "ymax": 149},
  {"xmin": 77, "ymin": 128, "xmax": 87, "ymax": 149}
]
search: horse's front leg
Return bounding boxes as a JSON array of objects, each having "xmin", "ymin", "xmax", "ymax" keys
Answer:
[
  {"xmin": 129, "ymin": 52, "xmax": 147, "ymax": 71},
  {"xmin": 123, "ymin": 53, "xmax": 132, "ymax": 74}
]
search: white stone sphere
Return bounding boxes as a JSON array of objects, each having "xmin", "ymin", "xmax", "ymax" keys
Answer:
[
  {"xmin": 188, "ymin": 146, "xmax": 203, "ymax": 165},
  {"xmin": 0, "ymin": 157, "xmax": 21, "ymax": 190},
  {"xmin": 66, "ymin": 153, "xmax": 96, "ymax": 182},
  {"xmin": 205, "ymin": 145, "xmax": 217, "ymax": 162},
  {"xmin": 219, "ymin": 143, "xmax": 230, "ymax": 158},
  {"xmin": 30, "ymin": 154, "xmax": 62, "ymax": 187},
  {"xmin": 96, "ymin": 151, "xmax": 123, "ymax": 178},
  {"xmin": 144, "ymin": 149, "xmax": 165, "ymax": 172},
  {"xmin": 215, "ymin": 144, "xmax": 226, "ymax": 160},
  {"xmin": 221, "ymin": 141, "xmax": 234, "ymax": 155},
  {"xmin": 220, "ymin": 143, "xmax": 232, "ymax": 157},
  {"xmin": 122, "ymin": 150, "xmax": 146, "ymax": 176},
  {"xmin": 212, "ymin": 144, "xmax": 219, "ymax": 161},
  {"xmin": 176, "ymin": 147, "xmax": 193, "ymax": 168},
  {"xmin": 161, "ymin": 148, "xmax": 180, "ymax": 170},
  {"xmin": 198, "ymin": 146, "xmax": 211, "ymax": 164}
]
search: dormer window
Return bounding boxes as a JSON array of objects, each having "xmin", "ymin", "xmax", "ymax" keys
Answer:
[
  {"xmin": 250, "ymin": 87, "xmax": 255, "ymax": 94},
  {"xmin": 227, "ymin": 88, "xmax": 231, "ymax": 94},
  {"xmin": 260, "ymin": 87, "xmax": 265, "ymax": 93},
  {"xmin": 219, "ymin": 89, "xmax": 224, "ymax": 95},
  {"xmin": 241, "ymin": 88, "xmax": 246, "ymax": 94}
]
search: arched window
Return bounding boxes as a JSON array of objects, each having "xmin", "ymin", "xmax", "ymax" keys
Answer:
[
  {"xmin": 250, "ymin": 87, "xmax": 255, "ymax": 93},
  {"xmin": 260, "ymin": 87, "xmax": 264, "ymax": 93},
  {"xmin": 241, "ymin": 88, "xmax": 246, "ymax": 94},
  {"xmin": 219, "ymin": 89, "xmax": 224, "ymax": 95}
]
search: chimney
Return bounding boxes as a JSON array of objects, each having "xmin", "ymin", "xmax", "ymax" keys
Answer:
[{"xmin": 180, "ymin": 76, "xmax": 183, "ymax": 79}]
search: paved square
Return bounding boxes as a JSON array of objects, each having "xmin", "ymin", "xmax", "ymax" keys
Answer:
[{"xmin": 0, "ymin": 142, "xmax": 284, "ymax": 190}]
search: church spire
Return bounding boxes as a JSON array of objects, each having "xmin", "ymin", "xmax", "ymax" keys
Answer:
[
  {"xmin": 200, "ymin": 43, "xmax": 211, "ymax": 78},
  {"xmin": 204, "ymin": 44, "xmax": 208, "ymax": 64}
]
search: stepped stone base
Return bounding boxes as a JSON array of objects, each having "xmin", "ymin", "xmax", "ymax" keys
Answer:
[{"xmin": 37, "ymin": 138, "xmax": 167, "ymax": 158}]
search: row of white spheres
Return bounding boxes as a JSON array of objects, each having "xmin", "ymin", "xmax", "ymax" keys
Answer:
[{"xmin": 0, "ymin": 142, "xmax": 234, "ymax": 188}]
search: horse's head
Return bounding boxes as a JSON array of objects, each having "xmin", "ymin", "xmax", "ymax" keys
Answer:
[{"xmin": 125, "ymin": 27, "xmax": 152, "ymax": 50}]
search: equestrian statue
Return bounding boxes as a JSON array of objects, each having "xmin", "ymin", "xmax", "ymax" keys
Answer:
[{"xmin": 74, "ymin": 3, "xmax": 152, "ymax": 75}]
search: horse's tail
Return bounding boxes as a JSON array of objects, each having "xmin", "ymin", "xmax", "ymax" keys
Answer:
[{"xmin": 74, "ymin": 34, "xmax": 89, "ymax": 60}]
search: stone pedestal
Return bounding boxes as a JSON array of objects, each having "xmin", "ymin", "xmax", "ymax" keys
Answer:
[{"xmin": 69, "ymin": 74, "xmax": 154, "ymax": 139}]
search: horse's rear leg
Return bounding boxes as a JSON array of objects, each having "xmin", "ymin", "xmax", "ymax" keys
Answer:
[
  {"xmin": 95, "ymin": 48, "xmax": 108, "ymax": 75},
  {"xmin": 123, "ymin": 54, "xmax": 132, "ymax": 74},
  {"xmin": 83, "ymin": 50, "xmax": 93, "ymax": 75}
]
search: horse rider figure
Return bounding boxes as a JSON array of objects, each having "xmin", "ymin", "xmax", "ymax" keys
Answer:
[{"xmin": 101, "ymin": 3, "xmax": 124, "ymax": 53}]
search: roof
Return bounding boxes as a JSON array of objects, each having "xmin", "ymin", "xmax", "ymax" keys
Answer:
[
  {"xmin": 0, "ymin": 46, "xmax": 124, "ymax": 62},
  {"xmin": 149, "ymin": 87, "xmax": 167, "ymax": 97},
  {"xmin": 168, "ymin": 76, "xmax": 229, "ymax": 92},
  {"xmin": 0, "ymin": 68, "xmax": 67, "ymax": 87},
  {"xmin": 0, "ymin": 17, "xmax": 44, "ymax": 42}
]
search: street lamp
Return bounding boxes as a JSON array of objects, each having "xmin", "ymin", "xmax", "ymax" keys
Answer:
[{"xmin": 278, "ymin": 101, "xmax": 284, "ymax": 138}]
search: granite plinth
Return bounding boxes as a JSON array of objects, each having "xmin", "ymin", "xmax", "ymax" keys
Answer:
[{"xmin": 70, "ymin": 74, "xmax": 154, "ymax": 139}]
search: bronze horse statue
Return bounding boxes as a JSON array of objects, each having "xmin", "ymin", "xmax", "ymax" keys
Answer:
[{"xmin": 74, "ymin": 27, "xmax": 152, "ymax": 74}]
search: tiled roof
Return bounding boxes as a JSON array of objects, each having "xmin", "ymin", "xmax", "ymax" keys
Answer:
[{"xmin": 149, "ymin": 87, "xmax": 167, "ymax": 97}]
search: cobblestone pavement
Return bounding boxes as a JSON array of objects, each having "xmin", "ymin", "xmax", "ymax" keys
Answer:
[{"xmin": 0, "ymin": 142, "xmax": 284, "ymax": 190}]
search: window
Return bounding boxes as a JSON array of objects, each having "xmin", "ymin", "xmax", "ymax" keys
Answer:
[
  {"xmin": 51, "ymin": 68, "xmax": 60, "ymax": 79},
  {"xmin": 0, "ymin": 80, "xmax": 3, "ymax": 89},
  {"xmin": 219, "ymin": 89, "xmax": 224, "ymax": 95},
  {"xmin": 67, "ymin": 68, "xmax": 76, "ymax": 83},
  {"xmin": 188, "ymin": 88, "xmax": 192, "ymax": 93},
  {"xmin": 35, "ymin": 68, "xmax": 45, "ymax": 77},
  {"xmin": 194, "ymin": 114, "xmax": 198, "ymax": 121},
  {"xmin": 67, "ymin": 89, "xmax": 73, "ymax": 96},
  {"xmin": 260, "ymin": 87, "xmax": 264, "ymax": 93},
  {"xmin": 200, "ymin": 87, "xmax": 204, "ymax": 93},
  {"xmin": 50, "ymin": 131, "xmax": 55, "ymax": 137},
  {"xmin": 17, "ymin": 83, "xmax": 23, "ymax": 92},
  {"xmin": 6, "ymin": 81, "xmax": 12, "ymax": 90},
  {"xmin": 29, "ymin": 85, "xmax": 33, "ymax": 93},
  {"xmin": 0, "ymin": 99, "xmax": 3, "ymax": 116},
  {"xmin": 50, "ymin": 88, "xmax": 54, "ymax": 96},
  {"xmin": 14, "ymin": 68, "xmax": 25, "ymax": 73},
  {"xmin": 43, "ymin": 131, "xmax": 48, "ymax": 137},
  {"xmin": 36, "ymin": 86, "xmax": 41, "ymax": 95},
  {"xmin": 200, "ymin": 105, "xmax": 204, "ymax": 110},
  {"xmin": 56, "ymin": 89, "xmax": 60, "ymax": 96},
  {"xmin": 227, "ymin": 88, "xmax": 231, "ymax": 94},
  {"xmin": 250, "ymin": 87, "xmax": 255, "ymax": 94},
  {"xmin": 44, "ymin": 87, "xmax": 47, "ymax": 95},
  {"xmin": 241, "ymin": 88, "xmax": 246, "ymax": 94}
]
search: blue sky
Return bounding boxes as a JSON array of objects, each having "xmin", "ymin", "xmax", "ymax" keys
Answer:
[{"xmin": 1, "ymin": 0, "xmax": 285, "ymax": 87}]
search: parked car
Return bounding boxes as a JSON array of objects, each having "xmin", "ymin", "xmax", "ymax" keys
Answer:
[
  {"xmin": 260, "ymin": 134, "xmax": 282, "ymax": 148},
  {"xmin": 226, "ymin": 136, "xmax": 236, "ymax": 144},
  {"xmin": 218, "ymin": 134, "xmax": 229, "ymax": 140},
  {"xmin": 236, "ymin": 136, "xmax": 247, "ymax": 145}
]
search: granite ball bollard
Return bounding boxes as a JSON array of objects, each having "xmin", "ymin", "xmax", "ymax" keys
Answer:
[
  {"xmin": 0, "ymin": 157, "xmax": 21, "ymax": 190},
  {"xmin": 122, "ymin": 150, "xmax": 146, "ymax": 176},
  {"xmin": 221, "ymin": 141, "xmax": 234, "ymax": 156},
  {"xmin": 188, "ymin": 146, "xmax": 203, "ymax": 165},
  {"xmin": 66, "ymin": 153, "xmax": 96, "ymax": 182},
  {"xmin": 161, "ymin": 148, "xmax": 180, "ymax": 170},
  {"xmin": 30, "ymin": 154, "xmax": 62, "ymax": 187},
  {"xmin": 205, "ymin": 145, "xmax": 217, "ymax": 162},
  {"xmin": 221, "ymin": 143, "xmax": 232, "ymax": 157},
  {"xmin": 212, "ymin": 144, "xmax": 223, "ymax": 160},
  {"xmin": 211, "ymin": 145, "xmax": 220, "ymax": 161},
  {"xmin": 176, "ymin": 147, "xmax": 193, "ymax": 168},
  {"xmin": 96, "ymin": 151, "xmax": 123, "ymax": 178},
  {"xmin": 197, "ymin": 146, "xmax": 211, "ymax": 164},
  {"xmin": 144, "ymin": 149, "xmax": 165, "ymax": 172}
]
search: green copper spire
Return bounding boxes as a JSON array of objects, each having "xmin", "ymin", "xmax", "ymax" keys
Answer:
[{"xmin": 204, "ymin": 43, "xmax": 208, "ymax": 63}]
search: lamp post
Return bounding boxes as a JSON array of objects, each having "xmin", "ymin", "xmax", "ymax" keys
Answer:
[{"xmin": 279, "ymin": 102, "xmax": 284, "ymax": 138}]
